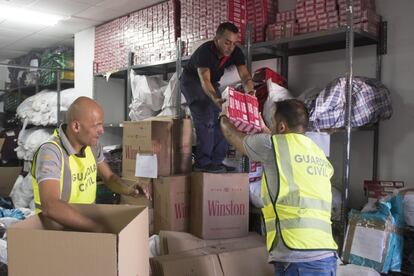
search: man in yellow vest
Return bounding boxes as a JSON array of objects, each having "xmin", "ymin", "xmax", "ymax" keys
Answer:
[
  {"xmin": 219, "ymin": 99, "xmax": 338, "ymax": 275},
  {"xmin": 32, "ymin": 96, "xmax": 149, "ymax": 232}
]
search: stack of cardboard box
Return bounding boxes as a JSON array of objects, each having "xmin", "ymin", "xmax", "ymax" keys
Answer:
[
  {"xmin": 268, "ymin": 0, "xmax": 381, "ymax": 40},
  {"xmin": 180, "ymin": 0, "xmax": 247, "ymax": 56},
  {"xmin": 246, "ymin": 0, "xmax": 278, "ymax": 42},
  {"xmin": 94, "ymin": 0, "xmax": 180, "ymax": 74},
  {"xmin": 337, "ymin": 0, "xmax": 380, "ymax": 36},
  {"xmin": 121, "ymin": 117, "xmax": 193, "ymax": 234},
  {"xmin": 151, "ymin": 231, "xmax": 273, "ymax": 276},
  {"xmin": 266, "ymin": 9, "xmax": 297, "ymax": 40}
]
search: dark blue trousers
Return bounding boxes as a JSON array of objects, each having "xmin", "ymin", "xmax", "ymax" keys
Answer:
[{"xmin": 180, "ymin": 73, "xmax": 229, "ymax": 167}]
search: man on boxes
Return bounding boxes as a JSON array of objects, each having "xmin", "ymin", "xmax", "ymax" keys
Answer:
[
  {"xmin": 181, "ymin": 22, "xmax": 254, "ymax": 173},
  {"xmin": 31, "ymin": 97, "xmax": 149, "ymax": 232},
  {"xmin": 219, "ymin": 99, "xmax": 338, "ymax": 275}
]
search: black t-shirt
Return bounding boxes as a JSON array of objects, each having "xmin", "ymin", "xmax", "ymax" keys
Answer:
[{"xmin": 183, "ymin": 40, "xmax": 246, "ymax": 84}]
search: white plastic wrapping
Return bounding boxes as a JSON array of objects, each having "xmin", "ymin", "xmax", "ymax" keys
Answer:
[
  {"xmin": 403, "ymin": 192, "xmax": 414, "ymax": 227},
  {"xmin": 0, "ymin": 239, "xmax": 7, "ymax": 264},
  {"xmin": 262, "ymin": 79, "xmax": 294, "ymax": 126},
  {"xmin": 16, "ymin": 88, "xmax": 83, "ymax": 126},
  {"xmin": 129, "ymin": 71, "xmax": 167, "ymax": 121},
  {"xmin": 337, "ymin": 263, "xmax": 380, "ymax": 276},
  {"xmin": 15, "ymin": 123, "xmax": 53, "ymax": 161},
  {"xmin": 10, "ymin": 174, "xmax": 34, "ymax": 210}
]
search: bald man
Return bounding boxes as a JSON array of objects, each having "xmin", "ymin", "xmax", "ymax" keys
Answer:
[{"xmin": 31, "ymin": 97, "xmax": 147, "ymax": 232}]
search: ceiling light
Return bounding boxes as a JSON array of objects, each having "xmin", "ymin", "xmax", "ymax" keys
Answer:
[{"xmin": 0, "ymin": 5, "xmax": 64, "ymax": 26}]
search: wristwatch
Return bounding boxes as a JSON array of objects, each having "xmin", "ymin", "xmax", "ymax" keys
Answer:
[{"xmin": 218, "ymin": 112, "xmax": 228, "ymax": 121}]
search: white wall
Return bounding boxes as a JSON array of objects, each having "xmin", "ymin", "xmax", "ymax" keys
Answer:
[
  {"xmin": 376, "ymin": 0, "xmax": 414, "ymax": 187},
  {"xmin": 74, "ymin": 27, "xmax": 95, "ymax": 98}
]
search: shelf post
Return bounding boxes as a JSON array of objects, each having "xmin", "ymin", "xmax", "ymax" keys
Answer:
[
  {"xmin": 246, "ymin": 23, "xmax": 252, "ymax": 74},
  {"xmin": 372, "ymin": 20, "xmax": 387, "ymax": 181},
  {"xmin": 341, "ymin": 0, "xmax": 354, "ymax": 251},
  {"xmin": 57, "ymin": 69, "xmax": 61, "ymax": 124},
  {"xmin": 175, "ymin": 37, "xmax": 182, "ymax": 119},
  {"xmin": 126, "ymin": 52, "xmax": 134, "ymax": 121}
]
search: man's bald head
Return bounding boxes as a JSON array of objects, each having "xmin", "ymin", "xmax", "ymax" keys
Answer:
[
  {"xmin": 65, "ymin": 96, "xmax": 105, "ymax": 149},
  {"xmin": 66, "ymin": 96, "xmax": 103, "ymax": 124}
]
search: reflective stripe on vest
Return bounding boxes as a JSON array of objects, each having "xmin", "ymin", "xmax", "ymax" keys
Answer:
[
  {"xmin": 32, "ymin": 130, "xmax": 97, "ymax": 214},
  {"xmin": 32, "ymin": 140, "xmax": 65, "ymax": 214},
  {"xmin": 261, "ymin": 133, "xmax": 338, "ymax": 251}
]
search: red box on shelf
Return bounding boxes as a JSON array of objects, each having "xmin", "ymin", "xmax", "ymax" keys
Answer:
[
  {"xmin": 307, "ymin": 15, "xmax": 317, "ymax": 22},
  {"xmin": 363, "ymin": 180, "xmax": 404, "ymax": 199}
]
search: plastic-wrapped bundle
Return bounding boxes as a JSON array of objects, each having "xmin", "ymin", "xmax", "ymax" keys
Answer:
[
  {"xmin": 9, "ymin": 174, "xmax": 34, "ymax": 210},
  {"xmin": 16, "ymin": 88, "xmax": 83, "ymax": 126},
  {"xmin": 342, "ymin": 195, "xmax": 404, "ymax": 273},
  {"xmin": 157, "ymin": 72, "xmax": 190, "ymax": 117},
  {"xmin": 128, "ymin": 71, "xmax": 168, "ymax": 121},
  {"xmin": 15, "ymin": 124, "xmax": 53, "ymax": 161}
]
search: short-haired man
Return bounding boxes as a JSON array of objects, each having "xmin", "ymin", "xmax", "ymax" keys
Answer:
[
  {"xmin": 219, "ymin": 99, "xmax": 338, "ymax": 275},
  {"xmin": 32, "ymin": 97, "xmax": 149, "ymax": 232},
  {"xmin": 181, "ymin": 22, "xmax": 254, "ymax": 173}
]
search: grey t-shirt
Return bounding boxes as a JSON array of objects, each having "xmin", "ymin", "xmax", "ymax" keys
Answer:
[
  {"xmin": 34, "ymin": 125, "xmax": 104, "ymax": 201},
  {"xmin": 243, "ymin": 134, "xmax": 334, "ymax": 263}
]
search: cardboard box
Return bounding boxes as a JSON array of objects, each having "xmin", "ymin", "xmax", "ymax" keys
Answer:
[
  {"xmin": 0, "ymin": 166, "xmax": 22, "ymax": 196},
  {"xmin": 364, "ymin": 180, "xmax": 404, "ymax": 199},
  {"xmin": 190, "ymin": 172, "xmax": 249, "ymax": 239},
  {"xmin": 122, "ymin": 117, "xmax": 192, "ymax": 178},
  {"xmin": 159, "ymin": 230, "xmax": 265, "ymax": 255},
  {"xmin": 8, "ymin": 204, "xmax": 149, "ymax": 276},
  {"xmin": 154, "ymin": 175, "xmax": 191, "ymax": 233},
  {"xmin": 151, "ymin": 234, "xmax": 273, "ymax": 276}
]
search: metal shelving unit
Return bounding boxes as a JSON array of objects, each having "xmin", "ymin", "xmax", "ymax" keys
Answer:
[
  {"xmin": 93, "ymin": 39, "xmax": 188, "ymax": 123},
  {"xmin": 0, "ymin": 63, "xmax": 74, "ymax": 124},
  {"xmin": 244, "ymin": 0, "xmax": 387, "ymax": 249}
]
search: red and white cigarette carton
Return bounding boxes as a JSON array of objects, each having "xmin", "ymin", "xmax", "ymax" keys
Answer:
[
  {"xmin": 245, "ymin": 94, "xmax": 261, "ymax": 134},
  {"xmin": 224, "ymin": 87, "xmax": 249, "ymax": 132},
  {"xmin": 223, "ymin": 87, "xmax": 262, "ymax": 134},
  {"xmin": 235, "ymin": 90, "xmax": 251, "ymax": 132}
]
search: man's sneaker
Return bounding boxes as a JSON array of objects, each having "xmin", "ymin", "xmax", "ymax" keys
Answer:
[
  {"xmin": 221, "ymin": 164, "xmax": 236, "ymax": 172},
  {"xmin": 193, "ymin": 163, "xmax": 226, "ymax": 173}
]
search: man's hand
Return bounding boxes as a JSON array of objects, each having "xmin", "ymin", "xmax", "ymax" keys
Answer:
[
  {"xmin": 247, "ymin": 89, "xmax": 255, "ymax": 96},
  {"xmin": 211, "ymin": 96, "xmax": 226, "ymax": 109},
  {"xmin": 259, "ymin": 112, "xmax": 271, "ymax": 134},
  {"xmin": 126, "ymin": 183, "xmax": 152, "ymax": 201},
  {"xmin": 221, "ymin": 99, "xmax": 228, "ymax": 114}
]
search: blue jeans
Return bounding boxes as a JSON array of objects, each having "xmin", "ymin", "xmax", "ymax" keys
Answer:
[
  {"xmin": 274, "ymin": 256, "xmax": 337, "ymax": 276},
  {"xmin": 180, "ymin": 74, "xmax": 229, "ymax": 167}
]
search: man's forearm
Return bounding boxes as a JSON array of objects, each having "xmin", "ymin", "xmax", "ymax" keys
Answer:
[
  {"xmin": 201, "ymin": 81, "xmax": 220, "ymax": 100},
  {"xmin": 243, "ymin": 78, "xmax": 254, "ymax": 93},
  {"xmin": 220, "ymin": 116, "xmax": 247, "ymax": 155},
  {"xmin": 104, "ymin": 174, "xmax": 130, "ymax": 195},
  {"xmin": 42, "ymin": 199, "xmax": 103, "ymax": 232}
]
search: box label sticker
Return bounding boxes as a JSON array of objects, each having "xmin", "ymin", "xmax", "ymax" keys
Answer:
[
  {"xmin": 135, "ymin": 154, "xmax": 157, "ymax": 178},
  {"xmin": 350, "ymin": 226, "xmax": 386, "ymax": 262}
]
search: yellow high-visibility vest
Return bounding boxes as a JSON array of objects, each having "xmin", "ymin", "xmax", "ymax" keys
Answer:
[
  {"xmin": 32, "ymin": 130, "xmax": 97, "ymax": 214},
  {"xmin": 261, "ymin": 133, "xmax": 338, "ymax": 251}
]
